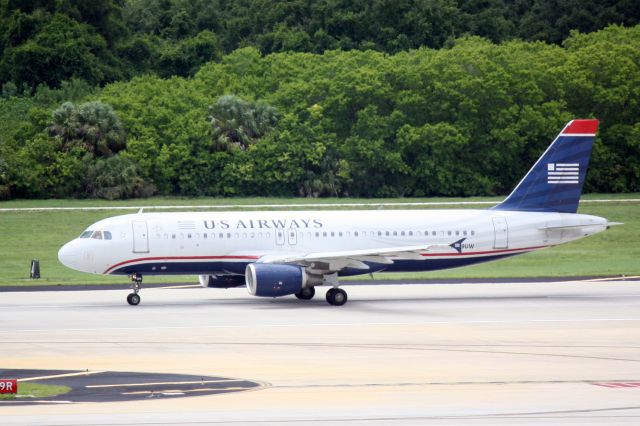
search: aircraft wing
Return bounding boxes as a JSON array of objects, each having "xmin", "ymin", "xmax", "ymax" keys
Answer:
[{"xmin": 257, "ymin": 244, "xmax": 451, "ymax": 272}]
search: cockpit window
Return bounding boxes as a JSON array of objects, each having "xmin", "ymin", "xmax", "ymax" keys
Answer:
[
  {"xmin": 104, "ymin": 231, "xmax": 112, "ymax": 240},
  {"xmin": 80, "ymin": 231, "xmax": 93, "ymax": 239},
  {"xmin": 91, "ymin": 231, "xmax": 103, "ymax": 240}
]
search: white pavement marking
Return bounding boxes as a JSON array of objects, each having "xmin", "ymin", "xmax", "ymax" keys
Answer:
[
  {"xmin": 86, "ymin": 379, "xmax": 239, "ymax": 389},
  {"xmin": 1, "ymin": 199, "xmax": 638, "ymax": 212},
  {"xmin": 19, "ymin": 371, "xmax": 106, "ymax": 382}
]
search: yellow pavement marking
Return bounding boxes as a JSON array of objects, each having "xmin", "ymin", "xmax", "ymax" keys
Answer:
[
  {"xmin": 19, "ymin": 371, "xmax": 106, "ymax": 382},
  {"xmin": 85, "ymin": 379, "xmax": 238, "ymax": 389}
]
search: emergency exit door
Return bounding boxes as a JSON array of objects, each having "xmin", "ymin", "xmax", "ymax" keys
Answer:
[
  {"xmin": 492, "ymin": 216, "xmax": 508, "ymax": 249},
  {"xmin": 132, "ymin": 221, "xmax": 149, "ymax": 253}
]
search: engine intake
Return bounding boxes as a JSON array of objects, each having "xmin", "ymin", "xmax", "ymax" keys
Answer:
[{"xmin": 245, "ymin": 263, "xmax": 307, "ymax": 297}]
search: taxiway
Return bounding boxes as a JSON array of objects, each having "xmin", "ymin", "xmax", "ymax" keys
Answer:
[{"xmin": 1, "ymin": 279, "xmax": 640, "ymax": 424}]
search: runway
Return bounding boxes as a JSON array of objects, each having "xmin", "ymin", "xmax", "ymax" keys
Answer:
[{"xmin": 2, "ymin": 280, "xmax": 640, "ymax": 425}]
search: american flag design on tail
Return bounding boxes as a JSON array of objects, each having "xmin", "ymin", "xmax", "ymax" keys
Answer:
[{"xmin": 547, "ymin": 163, "xmax": 580, "ymax": 184}]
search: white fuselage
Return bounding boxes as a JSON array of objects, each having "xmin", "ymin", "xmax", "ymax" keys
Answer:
[{"xmin": 58, "ymin": 209, "xmax": 608, "ymax": 276}]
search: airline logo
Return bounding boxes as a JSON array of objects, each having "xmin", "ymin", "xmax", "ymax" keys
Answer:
[{"xmin": 547, "ymin": 163, "xmax": 579, "ymax": 184}]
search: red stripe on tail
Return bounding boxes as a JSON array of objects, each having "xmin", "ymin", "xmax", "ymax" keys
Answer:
[{"xmin": 563, "ymin": 119, "xmax": 599, "ymax": 135}]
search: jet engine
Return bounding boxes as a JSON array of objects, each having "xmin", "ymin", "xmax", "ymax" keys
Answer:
[
  {"xmin": 245, "ymin": 263, "xmax": 311, "ymax": 297},
  {"xmin": 198, "ymin": 274, "xmax": 246, "ymax": 288}
]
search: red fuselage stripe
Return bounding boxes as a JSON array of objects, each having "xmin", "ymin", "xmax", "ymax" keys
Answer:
[
  {"xmin": 104, "ymin": 245, "xmax": 549, "ymax": 274},
  {"xmin": 104, "ymin": 255, "xmax": 260, "ymax": 274},
  {"xmin": 420, "ymin": 245, "xmax": 548, "ymax": 257}
]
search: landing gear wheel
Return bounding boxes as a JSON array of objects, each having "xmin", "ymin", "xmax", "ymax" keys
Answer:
[
  {"xmin": 295, "ymin": 286, "xmax": 316, "ymax": 300},
  {"xmin": 127, "ymin": 272, "xmax": 143, "ymax": 306},
  {"xmin": 326, "ymin": 288, "xmax": 348, "ymax": 306},
  {"xmin": 127, "ymin": 293, "xmax": 141, "ymax": 306}
]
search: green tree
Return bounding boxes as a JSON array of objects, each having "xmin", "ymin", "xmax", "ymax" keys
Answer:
[
  {"xmin": 85, "ymin": 155, "xmax": 155, "ymax": 199},
  {"xmin": 49, "ymin": 100, "xmax": 126, "ymax": 157},
  {"xmin": 209, "ymin": 95, "xmax": 279, "ymax": 151}
]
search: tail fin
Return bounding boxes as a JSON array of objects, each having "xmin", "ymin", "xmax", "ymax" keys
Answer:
[{"xmin": 491, "ymin": 119, "xmax": 599, "ymax": 213}]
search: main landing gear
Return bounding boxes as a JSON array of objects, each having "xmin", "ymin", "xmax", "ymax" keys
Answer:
[
  {"xmin": 127, "ymin": 272, "xmax": 142, "ymax": 306},
  {"xmin": 295, "ymin": 286, "xmax": 315, "ymax": 300},
  {"xmin": 325, "ymin": 288, "xmax": 348, "ymax": 306}
]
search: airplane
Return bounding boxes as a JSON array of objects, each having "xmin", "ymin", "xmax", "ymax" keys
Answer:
[{"xmin": 58, "ymin": 119, "xmax": 618, "ymax": 306}]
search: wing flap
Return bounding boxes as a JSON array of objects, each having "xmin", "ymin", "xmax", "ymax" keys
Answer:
[{"xmin": 258, "ymin": 244, "xmax": 442, "ymax": 271}]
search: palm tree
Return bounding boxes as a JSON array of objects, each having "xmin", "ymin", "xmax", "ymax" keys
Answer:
[
  {"xmin": 209, "ymin": 95, "xmax": 278, "ymax": 151},
  {"xmin": 49, "ymin": 101, "xmax": 125, "ymax": 157}
]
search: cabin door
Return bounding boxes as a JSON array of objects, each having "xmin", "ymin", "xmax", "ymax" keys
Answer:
[
  {"xmin": 132, "ymin": 221, "xmax": 149, "ymax": 253},
  {"xmin": 492, "ymin": 216, "xmax": 509, "ymax": 249}
]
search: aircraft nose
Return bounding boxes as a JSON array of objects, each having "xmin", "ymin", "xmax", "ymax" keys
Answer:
[{"xmin": 58, "ymin": 240, "xmax": 81, "ymax": 270}]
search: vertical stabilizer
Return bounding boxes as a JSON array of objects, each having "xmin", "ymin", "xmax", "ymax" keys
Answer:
[{"xmin": 492, "ymin": 119, "xmax": 599, "ymax": 213}]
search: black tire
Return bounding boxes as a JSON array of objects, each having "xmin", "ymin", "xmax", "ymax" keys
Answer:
[
  {"xmin": 127, "ymin": 293, "xmax": 141, "ymax": 306},
  {"xmin": 295, "ymin": 286, "xmax": 316, "ymax": 300},
  {"xmin": 326, "ymin": 288, "xmax": 347, "ymax": 306}
]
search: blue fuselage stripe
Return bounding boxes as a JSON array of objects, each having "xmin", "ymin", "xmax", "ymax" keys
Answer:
[{"xmin": 109, "ymin": 253, "xmax": 521, "ymax": 276}]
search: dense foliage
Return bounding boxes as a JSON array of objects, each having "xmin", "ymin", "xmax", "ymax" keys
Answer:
[
  {"xmin": 1, "ymin": 0, "xmax": 638, "ymax": 89},
  {"xmin": 1, "ymin": 24, "xmax": 638, "ymax": 199},
  {"xmin": 0, "ymin": 2, "xmax": 639, "ymax": 199}
]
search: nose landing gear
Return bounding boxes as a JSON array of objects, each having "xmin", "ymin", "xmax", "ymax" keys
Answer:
[{"xmin": 127, "ymin": 272, "xmax": 142, "ymax": 305}]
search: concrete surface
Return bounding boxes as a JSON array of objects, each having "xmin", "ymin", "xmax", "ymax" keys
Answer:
[{"xmin": 1, "ymin": 280, "xmax": 640, "ymax": 425}]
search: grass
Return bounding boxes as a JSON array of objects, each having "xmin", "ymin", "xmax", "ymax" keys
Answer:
[
  {"xmin": 0, "ymin": 195, "xmax": 638, "ymax": 286},
  {"xmin": 0, "ymin": 382, "xmax": 71, "ymax": 400}
]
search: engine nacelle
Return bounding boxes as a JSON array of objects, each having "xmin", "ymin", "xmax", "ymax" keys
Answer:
[
  {"xmin": 198, "ymin": 274, "xmax": 246, "ymax": 288},
  {"xmin": 245, "ymin": 263, "xmax": 307, "ymax": 297}
]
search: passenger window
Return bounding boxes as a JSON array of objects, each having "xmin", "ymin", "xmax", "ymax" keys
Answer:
[
  {"xmin": 203, "ymin": 233, "xmax": 208, "ymax": 239},
  {"xmin": 355, "ymin": 231, "xmax": 359, "ymax": 237},
  {"xmin": 463, "ymin": 230, "xmax": 467, "ymax": 236},
  {"xmin": 447, "ymin": 231, "xmax": 452, "ymax": 236},
  {"xmin": 432, "ymin": 231, "xmax": 436, "ymax": 236},
  {"xmin": 104, "ymin": 231, "xmax": 112, "ymax": 240},
  {"xmin": 471, "ymin": 230, "xmax": 475, "ymax": 236},
  {"xmin": 91, "ymin": 231, "xmax": 103, "ymax": 240},
  {"xmin": 455, "ymin": 230, "xmax": 459, "ymax": 236}
]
